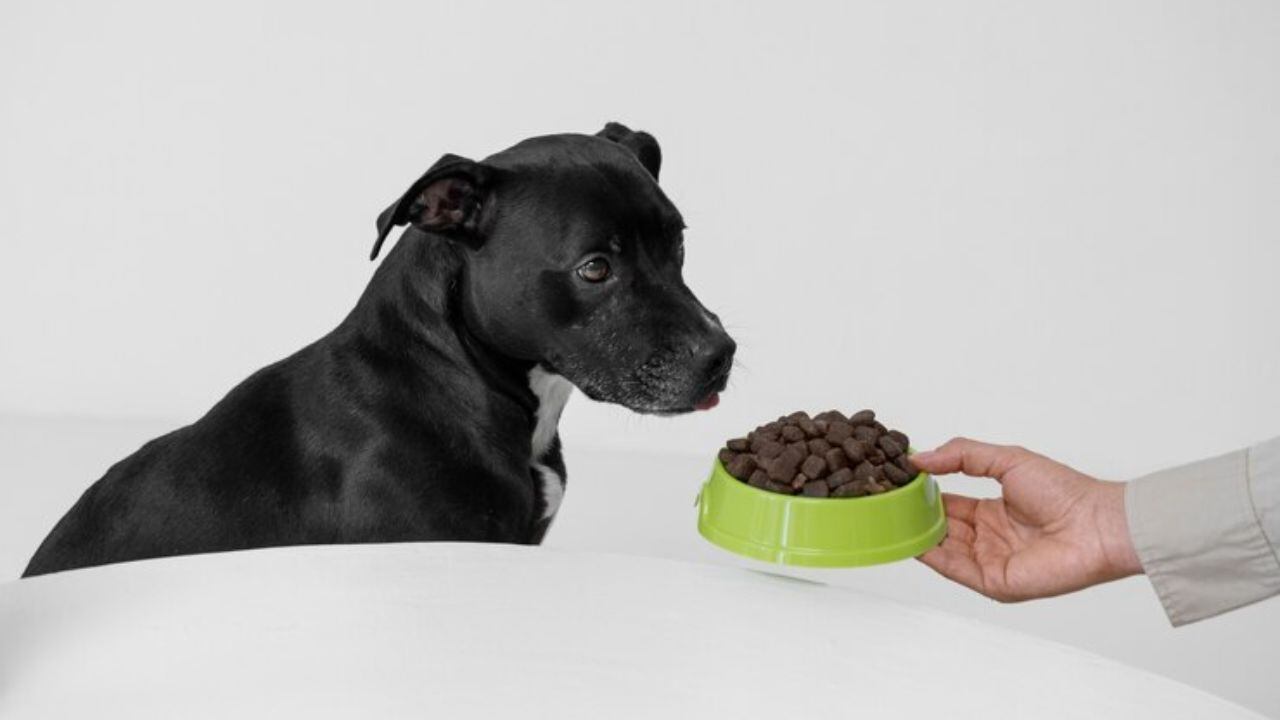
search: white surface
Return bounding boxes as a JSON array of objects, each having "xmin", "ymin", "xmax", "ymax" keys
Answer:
[
  {"xmin": 3, "ymin": 0, "xmax": 1279, "ymax": 715},
  {"xmin": 0, "ymin": 542, "xmax": 1264, "ymax": 719},
  {"xmin": 5, "ymin": 416, "xmax": 1280, "ymax": 717}
]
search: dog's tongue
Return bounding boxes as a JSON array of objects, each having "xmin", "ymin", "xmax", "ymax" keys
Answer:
[{"xmin": 694, "ymin": 393, "xmax": 720, "ymax": 411}]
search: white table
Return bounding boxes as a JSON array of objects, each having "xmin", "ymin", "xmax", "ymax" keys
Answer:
[{"xmin": 0, "ymin": 543, "xmax": 1262, "ymax": 719}]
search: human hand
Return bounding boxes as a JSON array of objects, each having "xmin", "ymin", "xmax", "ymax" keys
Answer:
[{"xmin": 910, "ymin": 438, "xmax": 1142, "ymax": 601}]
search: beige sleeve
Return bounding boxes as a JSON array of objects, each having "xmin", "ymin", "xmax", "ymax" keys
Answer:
[{"xmin": 1125, "ymin": 436, "xmax": 1280, "ymax": 626}]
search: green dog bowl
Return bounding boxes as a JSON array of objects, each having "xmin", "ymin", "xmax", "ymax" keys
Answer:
[{"xmin": 697, "ymin": 457, "xmax": 947, "ymax": 567}]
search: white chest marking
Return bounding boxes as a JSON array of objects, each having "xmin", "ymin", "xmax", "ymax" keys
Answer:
[{"xmin": 528, "ymin": 367, "xmax": 572, "ymax": 519}]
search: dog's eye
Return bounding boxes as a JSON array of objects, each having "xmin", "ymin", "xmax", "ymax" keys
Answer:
[{"xmin": 576, "ymin": 258, "xmax": 611, "ymax": 283}]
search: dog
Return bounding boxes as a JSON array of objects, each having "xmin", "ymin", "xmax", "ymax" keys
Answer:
[{"xmin": 23, "ymin": 122, "xmax": 735, "ymax": 577}]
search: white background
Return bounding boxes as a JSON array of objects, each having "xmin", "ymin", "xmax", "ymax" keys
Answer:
[{"xmin": 2, "ymin": 0, "xmax": 1278, "ymax": 715}]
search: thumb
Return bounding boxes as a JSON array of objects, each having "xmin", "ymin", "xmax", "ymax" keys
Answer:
[{"xmin": 910, "ymin": 437, "xmax": 1036, "ymax": 483}]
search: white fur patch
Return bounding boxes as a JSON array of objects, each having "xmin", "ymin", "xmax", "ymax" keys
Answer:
[
  {"xmin": 531, "ymin": 461, "xmax": 565, "ymax": 520},
  {"xmin": 528, "ymin": 366, "xmax": 572, "ymax": 518}
]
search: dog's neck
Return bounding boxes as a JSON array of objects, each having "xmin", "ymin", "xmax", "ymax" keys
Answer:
[{"xmin": 342, "ymin": 229, "xmax": 540, "ymax": 419}]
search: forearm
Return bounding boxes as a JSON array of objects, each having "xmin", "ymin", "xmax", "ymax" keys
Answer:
[{"xmin": 1126, "ymin": 436, "xmax": 1280, "ymax": 626}]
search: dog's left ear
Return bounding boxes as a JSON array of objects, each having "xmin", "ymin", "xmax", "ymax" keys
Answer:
[
  {"xmin": 371, "ymin": 154, "xmax": 491, "ymax": 261},
  {"xmin": 596, "ymin": 122, "xmax": 661, "ymax": 181}
]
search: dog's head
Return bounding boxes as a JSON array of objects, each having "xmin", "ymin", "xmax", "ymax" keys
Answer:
[{"xmin": 372, "ymin": 123, "xmax": 735, "ymax": 414}]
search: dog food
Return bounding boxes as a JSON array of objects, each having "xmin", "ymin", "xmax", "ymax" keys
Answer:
[{"xmin": 719, "ymin": 410, "xmax": 919, "ymax": 497}]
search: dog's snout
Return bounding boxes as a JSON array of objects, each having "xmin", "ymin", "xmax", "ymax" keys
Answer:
[{"xmin": 698, "ymin": 335, "xmax": 736, "ymax": 383}]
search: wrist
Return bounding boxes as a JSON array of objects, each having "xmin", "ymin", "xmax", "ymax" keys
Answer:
[{"xmin": 1091, "ymin": 480, "xmax": 1143, "ymax": 580}]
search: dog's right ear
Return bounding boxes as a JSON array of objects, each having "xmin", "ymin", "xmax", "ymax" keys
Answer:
[{"xmin": 371, "ymin": 154, "xmax": 491, "ymax": 261}]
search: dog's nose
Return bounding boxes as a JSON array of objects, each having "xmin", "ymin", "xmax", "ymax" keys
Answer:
[{"xmin": 698, "ymin": 336, "xmax": 736, "ymax": 383}]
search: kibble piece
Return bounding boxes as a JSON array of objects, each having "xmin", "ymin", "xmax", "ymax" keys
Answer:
[
  {"xmin": 718, "ymin": 448, "xmax": 737, "ymax": 465},
  {"xmin": 765, "ymin": 481, "xmax": 795, "ymax": 494},
  {"xmin": 814, "ymin": 410, "xmax": 846, "ymax": 423},
  {"xmin": 727, "ymin": 454, "xmax": 759, "ymax": 480},
  {"xmin": 767, "ymin": 448, "xmax": 804, "ymax": 482},
  {"xmin": 896, "ymin": 454, "xmax": 918, "ymax": 476},
  {"xmin": 866, "ymin": 448, "xmax": 886, "ymax": 465},
  {"xmin": 852, "ymin": 461, "xmax": 876, "ymax": 483},
  {"xmin": 882, "ymin": 462, "xmax": 910, "ymax": 486},
  {"xmin": 866, "ymin": 481, "xmax": 888, "ymax": 495},
  {"xmin": 852, "ymin": 425, "xmax": 878, "ymax": 443},
  {"xmin": 756, "ymin": 440, "xmax": 784, "ymax": 460},
  {"xmin": 807, "ymin": 438, "xmax": 832, "ymax": 455},
  {"xmin": 748, "ymin": 470, "xmax": 770, "ymax": 488},
  {"xmin": 887, "ymin": 430, "xmax": 909, "ymax": 450},
  {"xmin": 802, "ymin": 480, "xmax": 830, "ymax": 498},
  {"xmin": 781, "ymin": 424, "xmax": 805, "ymax": 442},
  {"xmin": 849, "ymin": 409, "xmax": 876, "ymax": 426},
  {"xmin": 798, "ymin": 419, "xmax": 820, "ymax": 438},
  {"xmin": 841, "ymin": 438, "xmax": 867, "ymax": 464},
  {"xmin": 814, "ymin": 419, "xmax": 830, "ymax": 434},
  {"xmin": 726, "ymin": 437, "xmax": 751, "ymax": 452},
  {"xmin": 833, "ymin": 481, "xmax": 868, "ymax": 497},
  {"xmin": 787, "ymin": 410, "xmax": 811, "ymax": 422},
  {"xmin": 801, "ymin": 454, "xmax": 828, "ymax": 479},
  {"xmin": 824, "ymin": 447, "xmax": 849, "ymax": 474},
  {"xmin": 825, "ymin": 421, "xmax": 854, "ymax": 444},
  {"xmin": 873, "ymin": 421, "xmax": 888, "ymax": 434},
  {"xmin": 790, "ymin": 472, "xmax": 810, "ymax": 490},
  {"xmin": 787, "ymin": 441, "xmax": 808, "ymax": 458},
  {"xmin": 878, "ymin": 435, "xmax": 903, "ymax": 459},
  {"xmin": 826, "ymin": 467, "xmax": 855, "ymax": 490}
]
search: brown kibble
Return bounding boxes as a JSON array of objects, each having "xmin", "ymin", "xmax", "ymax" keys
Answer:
[
  {"xmin": 726, "ymin": 454, "xmax": 759, "ymax": 480},
  {"xmin": 765, "ymin": 481, "xmax": 795, "ymax": 494},
  {"xmin": 882, "ymin": 462, "xmax": 910, "ymax": 486},
  {"xmin": 825, "ymin": 421, "xmax": 854, "ymax": 444},
  {"xmin": 807, "ymin": 438, "xmax": 832, "ymax": 455},
  {"xmin": 841, "ymin": 438, "xmax": 866, "ymax": 463},
  {"xmin": 726, "ymin": 409, "xmax": 915, "ymax": 499},
  {"xmin": 896, "ymin": 454, "xmax": 918, "ymax": 476},
  {"xmin": 798, "ymin": 419, "xmax": 820, "ymax": 438},
  {"xmin": 826, "ymin": 467, "xmax": 855, "ymax": 490},
  {"xmin": 802, "ymin": 480, "xmax": 830, "ymax": 498},
  {"xmin": 824, "ymin": 447, "xmax": 849, "ymax": 473},
  {"xmin": 767, "ymin": 448, "xmax": 803, "ymax": 482},
  {"xmin": 833, "ymin": 481, "xmax": 868, "ymax": 497},
  {"xmin": 849, "ymin": 409, "xmax": 875, "ymax": 426},
  {"xmin": 888, "ymin": 430, "xmax": 909, "ymax": 450},
  {"xmin": 852, "ymin": 461, "xmax": 876, "ymax": 483},
  {"xmin": 878, "ymin": 435, "xmax": 904, "ymax": 459},
  {"xmin": 756, "ymin": 440, "xmax": 784, "ymax": 460},
  {"xmin": 801, "ymin": 454, "xmax": 828, "ymax": 479}
]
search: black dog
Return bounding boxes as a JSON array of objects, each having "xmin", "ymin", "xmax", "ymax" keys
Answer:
[{"xmin": 24, "ymin": 123, "xmax": 735, "ymax": 577}]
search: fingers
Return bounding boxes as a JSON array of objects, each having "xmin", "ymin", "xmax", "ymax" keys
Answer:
[
  {"xmin": 917, "ymin": 544, "xmax": 985, "ymax": 594},
  {"xmin": 909, "ymin": 437, "xmax": 1036, "ymax": 483},
  {"xmin": 941, "ymin": 492, "xmax": 979, "ymax": 525}
]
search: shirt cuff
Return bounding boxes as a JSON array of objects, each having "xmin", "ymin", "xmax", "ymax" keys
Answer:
[{"xmin": 1126, "ymin": 446, "xmax": 1280, "ymax": 626}]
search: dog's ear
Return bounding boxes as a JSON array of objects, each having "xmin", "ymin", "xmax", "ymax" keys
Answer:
[
  {"xmin": 596, "ymin": 122, "xmax": 661, "ymax": 181},
  {"xmin": 371, "ymin": 154, "xmax": 491, "ymax": 261}
]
